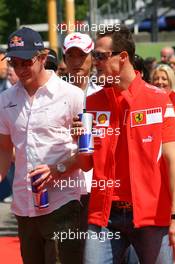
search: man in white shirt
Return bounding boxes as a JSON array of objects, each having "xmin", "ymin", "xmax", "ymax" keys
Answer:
[{"xmin": 0, "ymin": 27, "xmax": 86, "ymax": 264}]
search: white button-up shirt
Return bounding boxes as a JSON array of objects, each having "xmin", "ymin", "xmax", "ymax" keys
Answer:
[{"xmin": 0, "ymin": 71, "xmax": 85, "ymax": 217}]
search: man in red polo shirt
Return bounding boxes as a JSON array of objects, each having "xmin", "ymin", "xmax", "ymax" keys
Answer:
[{"xmin": 74, "ymin": 25, "xmax": 175, "ymax": 263}]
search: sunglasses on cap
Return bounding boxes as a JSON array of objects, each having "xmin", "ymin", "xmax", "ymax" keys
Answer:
[{"xmin": 91, "ymin": 50, "xmax": 121, "ymax": 61}]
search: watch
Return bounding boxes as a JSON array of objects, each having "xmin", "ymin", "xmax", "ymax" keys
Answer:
[{"xmin": 56, "ymin": 163, "xmax": 66, "ymax": 173}]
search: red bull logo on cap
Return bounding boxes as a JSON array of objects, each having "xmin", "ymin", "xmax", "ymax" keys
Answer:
[{"xmin": 9, "ymin": 36, "xmax": 24, "ymax": 47}]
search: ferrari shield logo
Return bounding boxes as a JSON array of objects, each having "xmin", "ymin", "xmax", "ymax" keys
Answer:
[
  {"xmin": 134, "ymin": 113, "xmax": 144, "ymax": 123},
  {"xmin": 131, "ymin": 107, "xmax": 162, "ymax": 127}
]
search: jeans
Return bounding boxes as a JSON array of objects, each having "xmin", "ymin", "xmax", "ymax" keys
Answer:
[
  {"xmin": 16, "ymin": 200, "xmax": 82, "ymax": 264},
  {"xmin": 84, "ymin": 208, "xmax": 173, "ymax": 264},
  {"xmin": 123, "ymin": 245, "xmax": 139, "ymax": 264}
]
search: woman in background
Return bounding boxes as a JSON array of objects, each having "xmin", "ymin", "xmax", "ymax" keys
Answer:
[{"xmin": 151, "ymin": 64, "xmax": 175, "ymax": 92}]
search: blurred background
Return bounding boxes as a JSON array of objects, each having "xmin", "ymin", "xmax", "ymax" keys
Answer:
[{"xmin": 0, "ymin": 0, "xmax": 175, "ymax": 62}]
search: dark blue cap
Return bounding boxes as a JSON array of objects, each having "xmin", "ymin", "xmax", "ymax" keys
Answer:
[{"xmin": 4, "ymin": 27, "xmax": 44, "ymax": 60}]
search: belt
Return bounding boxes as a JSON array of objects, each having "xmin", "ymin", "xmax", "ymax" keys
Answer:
[{"xmin": 111, "ymin": 201, "xmax": 133, "ymax": 211}]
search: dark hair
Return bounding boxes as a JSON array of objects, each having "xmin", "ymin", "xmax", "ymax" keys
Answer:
[
  {"xmin": 96, "ymin": 24, "xmax": 135, "ymax": 64},
  {"xmin": 45, "ymin": 48, "xmax": 58, "ymax": 72},
  {"xmin": 134, "ymin": 54, "xmax": 149, "ymax": 82}
]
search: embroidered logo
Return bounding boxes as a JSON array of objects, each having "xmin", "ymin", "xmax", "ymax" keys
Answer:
[
  {"xmin": 3, "ymin": 102, "xmax": 17, "ymax": 109},
  {"xmin": 9, "ymin": 36, "xmax": 24, "ymax": 47},
  {"xmin": 96, "ymin": 111, "xmax": 110, "ymax": 127},
  {"xmin": 142, "ymin": 136, "xmax": 153, "ymax": 143},
  {"xmin": 98, "ymin": 114, "xmax": 107, "ymax": 124},
  {"xmin": 88, "ymin": 111, "xmax": 111, "ymax": 127},
  {"xmin": 34, "ymin": 42, "xmax": 43, "ymax": 47},
  {"xmin": 134, "ymin": 113, "xmax": 144, "ymax": 124},
  {"xmin": 131, "ymin": 107, "xmax": 162, "ymax": 127}
]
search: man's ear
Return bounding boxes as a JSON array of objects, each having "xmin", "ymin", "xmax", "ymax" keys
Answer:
[
  {"xmin": 119, "ymin": 51, "xmax": 128, "ymax": 63},
  {"xmin": 40, "ymin": 54, "xmax": 48, "ymax": 66}
]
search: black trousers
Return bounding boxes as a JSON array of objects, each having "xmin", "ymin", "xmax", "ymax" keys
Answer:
[{"xmin": 16, "ymin": 200, "xmax": 82, "ymax": 264}]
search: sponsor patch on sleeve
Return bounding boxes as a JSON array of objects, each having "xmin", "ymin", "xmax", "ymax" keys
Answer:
[
  {"xmin": 131, "ymin": 107, "xmax": 163, "ymax": 127},
  {"xmin": 164, "ymin": 104, "xmax": 175, "ymax": 117}
]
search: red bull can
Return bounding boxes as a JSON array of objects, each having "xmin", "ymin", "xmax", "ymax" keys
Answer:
[
  {"xmin": 78, "ymin": 113, "xmax": 94, "ymax": 155},
  {"xmin": 31, "ymin": 173, "xmax": 49, "ymax": 209}
]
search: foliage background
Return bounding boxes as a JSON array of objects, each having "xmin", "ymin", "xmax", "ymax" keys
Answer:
[
  {"xmin": 0, "ymin": 0, "xmax": 174, "ymax": 59},
  {"xmin": 0, "ymin": 0, "xmax": 90, "ymax": 43}
]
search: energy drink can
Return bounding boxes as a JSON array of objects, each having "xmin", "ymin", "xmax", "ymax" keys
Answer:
[
  {"xmin": 31, "ymin": 173, "xmax": 49, "ymax": 209},
  {"xmin": 78, "ymin": 113, "xmax": 94, "ymax": 155}
]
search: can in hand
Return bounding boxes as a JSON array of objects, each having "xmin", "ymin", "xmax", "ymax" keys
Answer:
[
  {"xmin": 78, "ymin": 112, "xmax": 94, "ymax": 155},
  {"xmin": 31, "ymin": 173, "xmax": 49, "ymax": 209}
]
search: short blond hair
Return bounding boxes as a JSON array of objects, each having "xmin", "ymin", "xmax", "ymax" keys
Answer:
[{"xmin": 151, "ymin": 64, "xmax": 175, "ymax": 91}]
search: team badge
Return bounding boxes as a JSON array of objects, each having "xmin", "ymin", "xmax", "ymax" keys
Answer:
[
  {"xmin": 131, "ymin": 107, "xmax": 162, "ymax": 127},
  {"xmin": 9, "ymin": 36, "xmax": 24, "ymax": 47},
  {"xmin": 134, "ymin": 113, "xmax": 144, "ymax": 123}
]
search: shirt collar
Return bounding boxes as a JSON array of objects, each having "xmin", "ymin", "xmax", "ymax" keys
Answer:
[{"xmin": 18, "ymin": 70, "xmax": 59, "ymax": 98}]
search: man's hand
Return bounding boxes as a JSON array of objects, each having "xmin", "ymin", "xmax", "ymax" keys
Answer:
[
  {"xmin": 29, "ymin": 164, "xmax": 58, "ymax": 191},
  {"xmin": 72, "ymin": 115, "xmax": 86, "ymax": 136},
  {"xmin": 29, "ymin": 153, "xmax": 82, "ymax": 191},
  {"xmin": 72, "ymin": 115, "xmax": 97, "ymax": 137},
  {"xmin": 169, "ymin": 220, "xmax": 175, "ymax": 260}
]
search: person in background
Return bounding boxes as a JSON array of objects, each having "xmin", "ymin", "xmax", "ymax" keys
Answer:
[
  {"xmin": 0, "ymin": 49, "xmax": 11, "ymax": 92},
  {"xmin": 144, "ymin": 56, "xmax": 157, "ymax": 82},
  {"xmin": 160, "ymin": 46, "xmax": 175, "ymax": 64},
  {"xmin": 151, "ymin": 64, "xmax": 175, "ymax": 92},
  {"xmin": 57, "ymin": 58, "xmax": 68, "ymax": 80},
  {"xmin": 7, "ymin": 65, "xmax": 19, "ymax": 85},
  {"xmin": 45, "ymin": 48, "xmax": 58, "ymax": 73},
  {"xmin": 151, "ymin": 64, "xmax": 175, "ymax": 116},
  {"xmin": 133, "ymin": 54, "xmax": 149, "ymax": 82},
  {"xmin": 63, "ymin": 32, "xmax": 102, "ymax": 96},
  {"xmin": 2, "ymin": 64, "xmax": 18, "ymax": 203},
  {"xmin": 63, "ymin": 33, "xmax": 102, "ymax": 257},
  {"xmin": 169, "ymin": 55, "xmax": 175, "ymax": 73},
  {"xmin": 0, "ymin": 50, "xmax": 16, "ymax": 202}
]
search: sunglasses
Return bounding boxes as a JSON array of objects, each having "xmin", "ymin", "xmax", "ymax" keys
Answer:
[
  {"xmin": 8, "ymin": 56, "xmax": 38, "ymax": 68},
  {"xmin": 91, "ymin": 51, "xmax": 121, "ymax": 61}
]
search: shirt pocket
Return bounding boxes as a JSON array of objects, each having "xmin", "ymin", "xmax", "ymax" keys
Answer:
[{"xmin": 46, "ymin": 105, "xmax": 70, "ymax": 128}]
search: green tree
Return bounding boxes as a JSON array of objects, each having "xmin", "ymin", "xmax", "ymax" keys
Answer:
[
  {"xmin": 0, "ymin": 0, "xmax": 113, "ymax": 44},
  {"xmin": 1, "ymin": 0, "xmax": 47, "ymax": 43},
  {"xmin": 75, "ymin": 0, "xmax": 88, "ymax": 20},
  {"xmin": 0, "ymin": 0, "xmax": 9, "ymax": 43}
]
